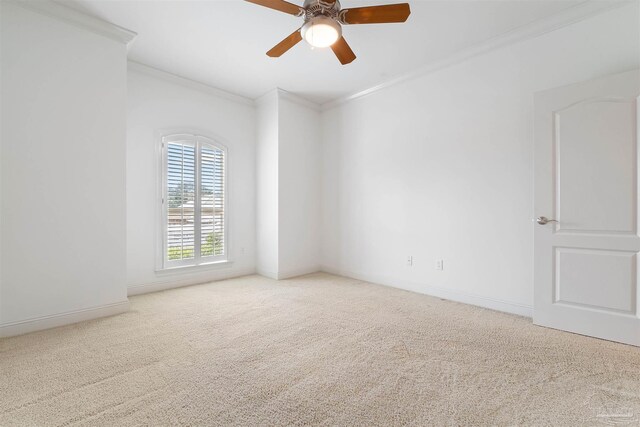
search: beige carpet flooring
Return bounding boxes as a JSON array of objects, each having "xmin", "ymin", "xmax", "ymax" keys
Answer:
[{"xmin": 1, "ymin": 273, "xmax": 640, "ymax": 426}]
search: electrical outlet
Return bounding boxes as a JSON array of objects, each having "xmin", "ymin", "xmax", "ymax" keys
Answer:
[
  {"xmin": 407, "ymin": 256, "xmax": 413, "ymax": 266},
  {"xmin": 435, "ymin": 259, "xmax": 444, "ymax": 271}
]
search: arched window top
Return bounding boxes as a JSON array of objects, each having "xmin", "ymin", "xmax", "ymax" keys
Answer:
[{"xmin": 162, "ymin": 133, "xmax": 227, "ymax": 152}]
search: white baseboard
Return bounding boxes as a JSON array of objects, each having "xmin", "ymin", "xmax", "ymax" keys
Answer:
[
  {"xmin": 127, "ymin": 267, "xmax": 256, "ymax": 296},
  {"xmin": 321, "ymin": 265, "xmax": 533, "ymax": 318},
  {"xmin": 0, "ymin": 300, "xmax": 130, "ymax": 338},
  {"xmin": 276, "ymin": 265, "xmax": 321, "ymax": 280},
  {"xmin": 257, "ymin": 265, "xmax": 321, "ymax": 280},
  {"xmin": 256, "ymin": 269, "xmax": 278, "ymax": 280}
]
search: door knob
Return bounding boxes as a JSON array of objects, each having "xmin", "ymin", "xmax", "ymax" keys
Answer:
[{"xmin": 536, "ymin": 216, "xmax": 558, "ymax": 225}]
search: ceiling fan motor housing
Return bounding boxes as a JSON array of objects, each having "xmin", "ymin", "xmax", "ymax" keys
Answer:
[{"xmin": 302, "ymin": 0, "xmax": 341, "ymax": 21}]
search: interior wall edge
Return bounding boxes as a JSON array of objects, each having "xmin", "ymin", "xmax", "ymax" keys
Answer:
[
  {"xmin": 255, "ymin": 89, "xmax": 280, "ymax": 276},
  {"xmin": 0, "ymin": 300, "xmax": 130, "ymax": 338},
  {"xmin": 275, "ymin": 88, "xmax": 322, "ymax": 112},
  {"xmin": 320, "ymin": 265, "xmax": 534, "ymax": 318},
  {"xmin": 255, "ymin": 88, "xmax": 281, "ymax": 107},
  {"xmin": 321, "ymin": 0, "xmax": 637, "ymax": 111}
]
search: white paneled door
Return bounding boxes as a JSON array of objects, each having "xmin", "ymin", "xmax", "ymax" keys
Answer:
[{"xmin": 534, "ymin": 69, "xmax": 640, "ymax": 346}]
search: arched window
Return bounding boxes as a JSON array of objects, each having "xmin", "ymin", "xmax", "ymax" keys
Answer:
[{"xmin": 161, "ymin": 134, "xmax": 226, "ymax": 268}]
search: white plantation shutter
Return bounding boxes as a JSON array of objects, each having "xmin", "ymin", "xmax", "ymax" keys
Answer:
[
  {"xmin": 162, "ymin": 134, "xmax": 226, "ymax": 268},
  {"xmin": 166, "ymin": 139, "xmax": 196, "ymax": 261},
  {"xmin": 200, "ymin": 145, "xmax": 226, "ymax": 257}
]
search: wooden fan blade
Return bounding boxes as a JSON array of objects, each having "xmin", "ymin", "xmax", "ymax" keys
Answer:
[
  {"xmin": 341, "ymin": 4, "xmax": 411, "ymax": 24},
  {"xmin": 331, "ymin": 37, "xmax": 356, "ymax": 65},
  {"xmin": 245, "ymin": 0, "xmax": 303, "ymax": 16},
  {"xmin": 267, "ymin": 29, "xmax": 303, "ymax": 57}
]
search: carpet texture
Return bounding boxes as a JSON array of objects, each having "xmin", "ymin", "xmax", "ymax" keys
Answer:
[{"xmin": 1, "ymin": 273, "xmax": 639, "ymax": 426}]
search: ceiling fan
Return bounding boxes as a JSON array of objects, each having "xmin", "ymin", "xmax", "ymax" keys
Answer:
[{"xmin": 246, "ymin": 0, "xmax": 411, "ymax": 65}]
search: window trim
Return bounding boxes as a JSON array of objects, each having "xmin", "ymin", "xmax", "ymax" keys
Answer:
[{"xmin": 157, "ymin": 132, "xmax": 229, "ymax": 271}]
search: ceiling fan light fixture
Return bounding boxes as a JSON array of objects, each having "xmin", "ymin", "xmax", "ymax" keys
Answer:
[
  {"xmin": 301, "ymin": 16, "xmax": 341, "ymax": 48},
  {"xmin": 247, "ymin": 0, "xmax": 411, "ymax": 64}
]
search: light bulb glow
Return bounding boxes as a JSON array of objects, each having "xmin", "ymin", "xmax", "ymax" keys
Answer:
[{"xmin": 301, "ymin": 16, "xmax": 341, "ymax": 48}]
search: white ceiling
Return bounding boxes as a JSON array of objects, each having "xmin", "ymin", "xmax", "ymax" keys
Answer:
[{"xmin": 60, "ymin": 0, "xmax": 586, "ymax": 104}]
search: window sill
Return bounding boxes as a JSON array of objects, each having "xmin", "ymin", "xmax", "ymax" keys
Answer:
[{"xmin": 155, "ymin": 260, "xmax": 233, "ymax": 274}]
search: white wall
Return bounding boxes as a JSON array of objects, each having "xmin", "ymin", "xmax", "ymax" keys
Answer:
[
  {"xmin": 256, "ymin": 91, "xmax": 322, "ymax": 279},
  {"xmin": 126, "ymin": 65, "xmax": 257, "ymax": 294},
  {"xmin": 278, "ymin": 96, "xmax": 321, "ymax": 278},
  {"xmin": 0, "ymin": 1, "xmax": 132, "ymax": 335},
  {"xmin": 3, "ymin": 0, "xmax": 634, "ymax": 336},
  {"xmin": 256, "ymin": 91, "xmax": 280, "ymax": 277},
  {"xmin": 321, "ymin": 3, "xmax": 640, "ymax": 315}
]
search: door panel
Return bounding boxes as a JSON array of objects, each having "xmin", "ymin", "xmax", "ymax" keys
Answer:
[
  {"xmin": 556, "ymin": 99, "xmax": 637, "ymax": 234},
  {"xmin": 534, "ymin": 69, "xmax": 640, "ymax": 346},
  {"xmin": 555, "ymin": 248, "xmax": 636, "ymax": 313}
]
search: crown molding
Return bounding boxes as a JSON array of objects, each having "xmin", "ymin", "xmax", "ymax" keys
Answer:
[
  {"xmin": 128, "ymin": 64, "xmax": 322, "ymax": 111},
  {"xmin": 18, "ymin": 0, "xmax": 628, "ymax": 111},
  {"xmin": 321, "ymin": 0, "xmax": 636, "ymax": 111},
  {"xmin": 6, "ymin": 0, "xmax": 136, "ymax": 46},
  {"xmin": 128, "ymin": 61, "xmax": 255, "ymax": 107}
]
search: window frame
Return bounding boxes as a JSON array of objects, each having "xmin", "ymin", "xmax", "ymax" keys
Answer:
[{"xmin": 158, "ymin": 132, "xmax": 229, "ymax": 270}]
